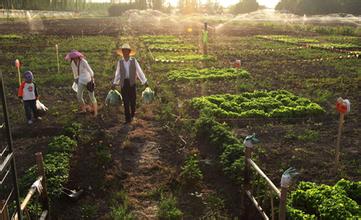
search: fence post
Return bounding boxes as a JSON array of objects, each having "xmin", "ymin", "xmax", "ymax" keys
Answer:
[
  {"xmin": 242, "ymin": 146, "xmax": 253, "ymax": 219},
  {"xmin": 0, "ymin": 200, "xmax": 9, "ymax": 220},
  {"xmin": 35, "ymin": 153, "xmax": 50, "ymax": 218},
  {"xmin": 279, "ymin": 186, "xmax": 289, "ymax": 220}
]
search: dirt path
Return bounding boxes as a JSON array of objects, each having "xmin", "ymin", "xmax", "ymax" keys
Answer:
[{"xmin": 107, "ymin": 104, "xmax": 179, "ymax": 219}]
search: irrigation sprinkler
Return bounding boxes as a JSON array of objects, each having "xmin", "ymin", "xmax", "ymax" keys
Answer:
[
  {"xmin": 55, "ymin": 44, "xmax": 60, "ymax": 74},
  {"xmin": 335, "ymin": 97, "xmax": 351, "ymax": 168},
  {"xmin": 15, "ymin": 59, "xmax": 21, "ymax": 85}
]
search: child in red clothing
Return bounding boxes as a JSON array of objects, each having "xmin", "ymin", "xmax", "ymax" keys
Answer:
[{"xmin": 18, "ymin": 71, "xmax": 40, "ymax": 125}]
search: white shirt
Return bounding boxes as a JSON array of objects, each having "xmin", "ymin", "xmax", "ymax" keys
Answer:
[
  {"xmin": 22, "ymin": 83, "xmax": 36, "ymax": 101},
  {"xmin": 113, "ymin": 58, "xmax": 147, "ymax": 85},
  {"xmin": 72, "ymin": 59, "xmax": 94, "ymax": 85}
]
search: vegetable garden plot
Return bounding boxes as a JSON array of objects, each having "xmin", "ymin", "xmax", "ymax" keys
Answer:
[
  {"xmin": 288, "ymin": 180, "xmax": 361, "ymax": 219},
  {"xmin": 167, "ymin": 68, "xmax": 250, "ymax": 80},
  {"xmin": 220, "ymin": 47, "xmax": 345, "ymax": 62},
  {"xmin": 191, "ymin": 90, "xmax": 325, "ymax": 119}
]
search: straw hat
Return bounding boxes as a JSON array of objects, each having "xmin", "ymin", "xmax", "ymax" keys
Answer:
[{"xmin": 116, "ymin": 43, "xmax": 136, "ymax": 56}]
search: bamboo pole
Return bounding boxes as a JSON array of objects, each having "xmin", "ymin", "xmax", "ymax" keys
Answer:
[
  {"xmin": 0, "ymin": 200, "xmax": 9, "ymax": 220},
  {"xmin": 335, "ymin": 112, "xmax": 345, "ymax": 168},
  {"xmin": 279, "ymin": 186, "xmax": 288, "ymax": 220},
  {"xmin": 248, "ymin": 159, "xmax": 281, "ymax": 197},
  {"xmin": 242, "ymin": 146, "xmax": 252, "ymax": 219}
]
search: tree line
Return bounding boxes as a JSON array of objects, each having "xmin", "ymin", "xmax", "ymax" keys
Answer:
[
  {"xmin": 0, "ymin": 0, "xmax": 260, "ymax": 15},
  {"xmin": 276, "ymin": 0, "xmax": 361, "ymax": 15},
  {"xmin": 0, "ymin": 0, "xmax": 87, "ymax": 11}
]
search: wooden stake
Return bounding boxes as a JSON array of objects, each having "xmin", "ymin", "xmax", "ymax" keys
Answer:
[
  {"xmin": 35, "ymin": 153, "xmax": 50, "ymax": 216},
  {"xmin": 0, "ymin": 200, "xmax": 9, "ymax": 220},
  {"xmin": 55, "ymin": 44, "xmax": 60, "ymax": 74},
  {"xmin": 279, "ymin": 187, "xmax": 288, "ymax": 220},
  {"xmin": 242, "ymin": 146, "xmax": 252, "ymax": 219},
  {"xmin": 335, "ymin": 112, "xmax": 345, "ymax": 168},
  {"xmin": 15, "ymin": 59, "xmax": 21, "ymax": 86}
]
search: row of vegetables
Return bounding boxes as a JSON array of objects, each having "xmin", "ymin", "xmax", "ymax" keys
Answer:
[
  {"xmin": 191, "ymin": 90, "xmax": 325, "ymax": 119},
  {"xmin": 258, "ymin": 35, "xmax": 361, "ymax": 51}
]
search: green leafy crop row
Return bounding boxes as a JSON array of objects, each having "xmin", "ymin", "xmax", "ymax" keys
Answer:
[
  {"xmin": 148, "ymin": 43, "xmax": 197, "ymax": 51},
  {"xmin": 168, "ymin": 68, "xmax": 250, "ymax": 81},
  {"xmin": 195, "ymin": 116, "xmax": 245, "ymax": 184},
  {"xmin": 155, "ymin": 54, "xmax": 215, "ymax": 63},
  {"xmin": 288, "ymin": 179, "xmax": 361, "ymax": 219},
  {"xmin": 257, "ymin": 35, "xmax": 320, "ymax": 44},
  {"xmin": 191, "ymin": 90, "xmax": 325, "ymax": 119},
  {"xmin": 20, "ymin": 130, "xmax": 79, "ymax": 200},
  {"xmin": 140, "ymin": 35, "xmax": 182, "ymax": 44},
  {"xmin": 258, "ymin": 35, "xmax": 361, "ymax": 50}
]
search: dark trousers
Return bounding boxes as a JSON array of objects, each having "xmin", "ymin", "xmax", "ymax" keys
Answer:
[
  {"xmin": 121, "ymin": 79, "xmax": 136, "ymax": 122},
  {"xmin": 23, "ymin": 100, "xmax": 37, "ymax": 121}
]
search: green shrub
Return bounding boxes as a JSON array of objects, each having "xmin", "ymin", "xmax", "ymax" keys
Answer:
[
  {"xmin": 21, "ymin": 153, "xmax": 71, "ymax": 199},
  {"xmin": 64, "ymin": 122, "xmax": 82, "ymax": 139},
  {"xmin": 179, "ymin": 155, "xmax": 203, "ymax": 186},
  {"xmin": 195, "ymin": 116, "xmax": 245, "ymax": 183},
  {"xmin": 48, "ymin": 135, "xmax": 77, "ymax": 154},
  {"xmin": 110, "ymin": 206, "xmax": 134, "ymax": 220},
  {"xmin": 157, "ymin": 195, "xmax": 183, "ymax": 220}
]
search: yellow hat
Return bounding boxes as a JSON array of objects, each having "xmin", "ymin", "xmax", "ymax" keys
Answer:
[{"xmin": 116, "ymin": 43, "xmax": 136, "ymax": 56}]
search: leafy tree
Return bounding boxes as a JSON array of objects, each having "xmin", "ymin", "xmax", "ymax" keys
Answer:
[
  {"xmin": 230, "ymin": 0, "xmax": 259, "ymax": 14},
  {"xmin": 276, "ymin": 0, "xmax": 361, "ymax": 15}
]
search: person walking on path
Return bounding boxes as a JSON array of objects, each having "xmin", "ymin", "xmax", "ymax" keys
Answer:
[
  {"xmin": 112, "ymin": 43, "xmax": 148, "ymax": 124},
  {"xmin": 65, "ymin": 50, "xmax": 98, "ymax": 117},
  {"xmin": 18, "ymin": 71, "xmax": 41, "ymax": 125}
]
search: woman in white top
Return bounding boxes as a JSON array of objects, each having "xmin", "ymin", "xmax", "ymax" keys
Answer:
[{"xmin": 65, "ymin": 50, "xmax": 98, "ymax": 116}]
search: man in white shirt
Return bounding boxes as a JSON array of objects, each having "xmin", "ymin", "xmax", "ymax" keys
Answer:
[{"xmin": 112, "ymin": 43, "xmax": 148, "ymax": 124}]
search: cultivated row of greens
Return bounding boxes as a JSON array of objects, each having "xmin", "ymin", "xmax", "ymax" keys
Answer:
[
  {"xmin": 168, "ymin": 68, "xmax": 250, "ymax": 80},
  {"xmin": 191, "ymin": 90, "xmax": 325, "ymax": 119}
]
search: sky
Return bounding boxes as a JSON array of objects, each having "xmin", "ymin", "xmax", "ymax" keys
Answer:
[{"xmin": 89, "ymin": 0, "xmax": 281, "ymax": 8}]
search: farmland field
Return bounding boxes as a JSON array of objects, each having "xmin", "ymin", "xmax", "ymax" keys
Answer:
[{"xmin": 0, "ymin": 15, "xmax": 360, "ymax": 219}]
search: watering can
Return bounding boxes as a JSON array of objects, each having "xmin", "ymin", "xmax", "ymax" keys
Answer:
[
  {"xmin": 105, "ymin": 89, "xmax": 122, "ymax": 106},
  {"xmin": 142, "ymin": 87, "xmax": 155, "ymax": 104}
]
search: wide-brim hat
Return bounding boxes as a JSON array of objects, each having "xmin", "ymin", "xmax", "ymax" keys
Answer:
[
  {"xmin": 116, "ymin": 43, "xmax": 136, "ymax": 56},
  {"xmin": 65, "ymin": 50, "xmax": 85, "ymax": 61}
]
